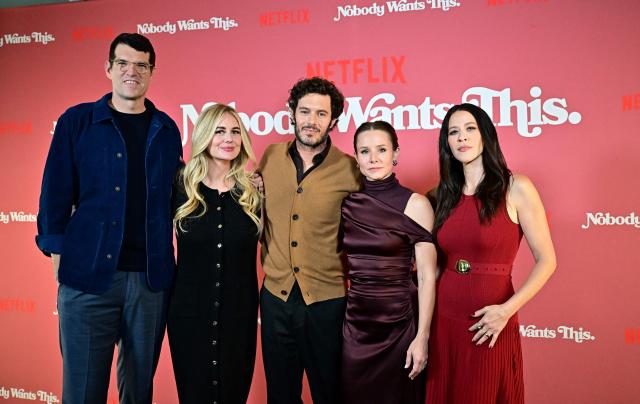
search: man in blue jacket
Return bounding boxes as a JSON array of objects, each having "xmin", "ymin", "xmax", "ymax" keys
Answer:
[{"xmin": 36, "ymin": 33, "xmax": 182, "ymax": 403}]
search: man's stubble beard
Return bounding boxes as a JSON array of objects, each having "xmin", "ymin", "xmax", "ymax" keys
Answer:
[{"xmin": 293, "ymin": 120, "xmax": 331, "ymax": 149}]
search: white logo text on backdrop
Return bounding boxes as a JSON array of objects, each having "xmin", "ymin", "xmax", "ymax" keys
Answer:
[
  {"xmin": 0, "ymin": 211, "xmax": 36, "ymax": 224},
  {"xmin": 520, "ymin": 324, "xmax": 596, "ymax": 343},
  {"xmin": 334, "ymin": 0, "xmax": 461, "ymax": 21},
  {"xmin": 0, "ymin": 386, "xmax": 59, "ymax": 403},
  {"xmin": 581, "ymin": 212, "xmax": 640, "ymax": 229},
  {"xmin": 179, "ymin": 86, "xmax": 582, "ymax": 145},
  {"xmin": 0, "ymin": 32, "xmax": 55, "ymax": 47},
  {"xmin": 137, "ymin": 17, "xmax": 239, "ymax": 34}
]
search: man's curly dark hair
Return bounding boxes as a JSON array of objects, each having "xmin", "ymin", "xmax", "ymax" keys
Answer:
[{"xmin": 287, "ymin": 77, "xmax": 345, "ymax": 124}]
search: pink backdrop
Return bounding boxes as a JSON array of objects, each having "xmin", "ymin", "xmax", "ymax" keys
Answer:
[{"xmin": 1, "ymin": 0, "xmax": 639, "ymax": 403}]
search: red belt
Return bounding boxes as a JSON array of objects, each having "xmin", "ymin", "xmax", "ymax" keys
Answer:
[{"xmin": 446, "ymin": 259, "xmax": 512, "ymax": 276}]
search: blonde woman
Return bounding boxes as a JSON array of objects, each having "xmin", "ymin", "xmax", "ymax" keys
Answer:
[{"xmin": 167, "ymin": 104, "xmax": 261, "ymax": 404}]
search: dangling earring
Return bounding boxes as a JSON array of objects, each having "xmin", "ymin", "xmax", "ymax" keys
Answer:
[
  {"xmin": 392, "ymin": 160, "xmax": 398, "ymax": 166},
  {"xmin": 356, "ymin": 163, "xmax": 359, "ymax": 168}
]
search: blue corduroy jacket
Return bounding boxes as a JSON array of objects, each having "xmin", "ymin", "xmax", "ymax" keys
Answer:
[{"xmin": 36, "ymin": 93, "xmax": 183, "ymax": 294}]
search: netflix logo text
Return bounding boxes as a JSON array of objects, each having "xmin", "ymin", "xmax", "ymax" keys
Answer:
[
  {"xmin": 625, "ymin": 328, "xmax": 640, "ymax": 345},
  {"xmin": 259, "ymin": 9, "xmax": 309, "ymax": 27},
  {"xmin": 0, "ymin": 298, "xmax": 36, "ymax": 313},
  {"xmin": 622, "ymin": 93, "xmax": 640, "ymax": 111},
  {"xmin": 0, "ymin": 121, "xmax": 32, "ymax": 135},
  {"xmin": 306, "ymin": 56, "xmax": 406, "ymax": 84},
  {"xmin": 71, "ymin": 26, "xmax": 114, "ymax": 42}
]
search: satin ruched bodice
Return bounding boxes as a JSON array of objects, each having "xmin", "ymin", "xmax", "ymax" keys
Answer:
[{"xmin": 341, "ymin": 175, "xmax": 432, "ymax": 404}]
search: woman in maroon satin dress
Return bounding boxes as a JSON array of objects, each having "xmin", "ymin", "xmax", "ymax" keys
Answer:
[
  {"xmin": 341, "ymin": 121, "xmax": 438, "ymax": 404},
  {"xmin": 426, "ymin": 104, "xmax": 557, "ymax": 403}
]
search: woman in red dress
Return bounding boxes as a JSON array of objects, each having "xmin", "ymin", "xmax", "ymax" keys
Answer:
[{"xmin": 426, "ymin": 104, "xmax": 556, "ymax": 403}]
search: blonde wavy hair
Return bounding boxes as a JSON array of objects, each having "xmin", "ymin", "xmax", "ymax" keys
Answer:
[{"xmin": 174, "ymin": 103, "xmax": 261, "ymax": 232}]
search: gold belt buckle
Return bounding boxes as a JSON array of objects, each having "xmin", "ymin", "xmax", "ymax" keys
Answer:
[{"xmin": 455, "ymin": 259, "xmax": 471, "ymax": 274}]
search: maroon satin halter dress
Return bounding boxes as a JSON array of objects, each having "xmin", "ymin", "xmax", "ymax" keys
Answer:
[
  {"xmin": 426, "ymin": 194, "xmax": 525, "ymax": 404},
  {"xmin": 341, "ymin": 174, "xmax": 433, "ymax": 404}
]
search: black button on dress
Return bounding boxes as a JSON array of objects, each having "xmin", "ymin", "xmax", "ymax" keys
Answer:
[{"xmin": 168, "ymin": 181, "xmax": 259, "ymax": 403}]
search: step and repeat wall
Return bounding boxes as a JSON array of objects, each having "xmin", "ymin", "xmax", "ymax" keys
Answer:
[{"xmin": 1, "ymin": 0, "xmax": 639, "ymax": 402}]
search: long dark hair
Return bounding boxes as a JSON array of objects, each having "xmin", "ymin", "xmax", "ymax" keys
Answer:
[{"xmin": 433, "ymin": 103, "xmax": 511, "ymax": 233}]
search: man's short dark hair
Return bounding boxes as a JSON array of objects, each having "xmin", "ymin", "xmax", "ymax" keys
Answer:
[
  {"xmin": 108, "ymin": 33, "xmax": 156, "ymax": 68},
  {"xmin": 288, "ymin": 77, "xmax": 345, "ymax": 122}
]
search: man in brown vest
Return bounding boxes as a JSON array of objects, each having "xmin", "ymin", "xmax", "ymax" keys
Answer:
[{"xmin": 259, "ymin": 77, "xmax": 360, "ymax": 404}]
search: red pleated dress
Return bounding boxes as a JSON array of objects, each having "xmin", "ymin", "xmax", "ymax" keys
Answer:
[{"xmin": 426, "ymin": 194, "xmax": 525, "ymax": 404}]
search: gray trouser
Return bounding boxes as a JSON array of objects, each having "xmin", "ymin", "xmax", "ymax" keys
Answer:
[{"xmin": 57, "ymin": 271, "xmax": 168, "ymax": 404}]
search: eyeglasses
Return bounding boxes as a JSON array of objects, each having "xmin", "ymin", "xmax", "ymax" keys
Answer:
[{"xmin": 111, "ymin": 59, "xmax": 153, "ymax": 74}]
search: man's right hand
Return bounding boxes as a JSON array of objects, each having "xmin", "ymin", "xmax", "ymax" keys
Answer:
[{"xmin": 52, "ymin": 253, "xmax": 60, "ymax": 283}]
